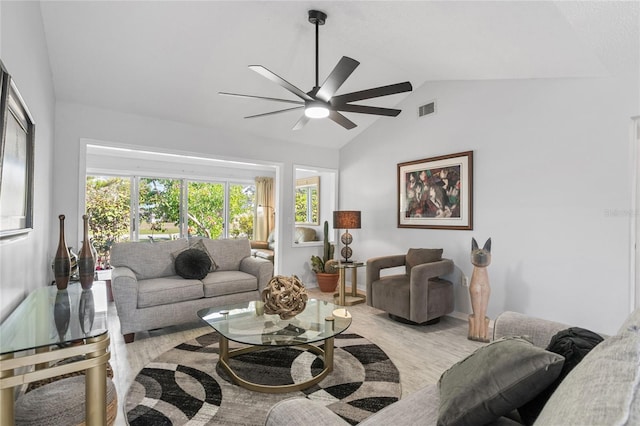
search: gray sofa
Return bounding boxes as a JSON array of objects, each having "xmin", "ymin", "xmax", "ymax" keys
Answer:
[
  {"xmin": 110, "ymin": 237, "xmax": 273, "ymax": 343},
  {"xmin": 265, "ymin": 308, "xmax": 640, "ymax": 425}
]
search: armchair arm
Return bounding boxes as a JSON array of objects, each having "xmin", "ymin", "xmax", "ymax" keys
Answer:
[
  {"xmin": 409, "ymin": 259, "xmax": 454, "ymax": 322},
  {"xmin": 240, "ymin": 256, "xmax": 274, "ymax": 293},
  {"xmin": 250, "ymin": 241, "xmax": 269, "ymax": 250},
  {"xmin": 366, "ymin": 254, "xmax": 406, "ymax": 303}
]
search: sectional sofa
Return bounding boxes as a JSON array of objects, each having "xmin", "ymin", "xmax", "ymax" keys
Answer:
[{"xmin": 266, "ymin": 308, "xmax": 640, "ymax": 425}]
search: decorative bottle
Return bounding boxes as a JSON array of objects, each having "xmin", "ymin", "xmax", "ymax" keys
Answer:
[
  {"xmin": 54, "ymin": 214, "xmax": 71, "ymax": 290},
  {"xmin": 78, "ymin": 214, "xmax": 96, "ymax": 290}
]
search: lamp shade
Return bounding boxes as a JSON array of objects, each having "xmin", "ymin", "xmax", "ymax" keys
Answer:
[{"xmin": 333, "ymin": 211, "xmax": 361, "ymax": 229}]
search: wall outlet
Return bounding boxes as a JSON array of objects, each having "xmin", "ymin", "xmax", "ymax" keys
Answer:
[{"xmin": 462, "ymin": 275, "xmax": 468, "ymax": 287}]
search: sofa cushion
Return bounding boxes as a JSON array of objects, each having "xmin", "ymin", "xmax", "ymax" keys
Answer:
[
  {"xmin": 438, "ymin": 336, "xmax": 564, "ymax": 426},
  {"xmin": 200, "ymin": 238, "xmax": 251, "ymax": 271},
  {"xmin": 111, "ymin": 239, "xmax": 189, "ymax": 280},
  {"xmin": 518, "ymin": 327, "xmax": 604, "ymax": 425},
  {"xmin": 175, "ymin": 249, "xmax": 212, "ymax": 280},
  {"xmin": 202, "ymin": 271, "xmax": 258, "ymax": 297},
  {"xmin": 294, "ymin": 227, "xmax": 317, "ymax": 243},
  {"xmin": 137, "ymin": 276, "xmax": 204, "ymax": 308},
  {"xmin": 405, "ymin": 248, "xmax": 442, "ymax": 277},
  {"xmin": 534, "ymin": 322, "xmax": 640, "ymax": 425}
]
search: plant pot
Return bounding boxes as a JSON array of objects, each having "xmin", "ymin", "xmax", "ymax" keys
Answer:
[{"xmin": 316, "ymin": 272, "xmax": 339, "ymax": 293}]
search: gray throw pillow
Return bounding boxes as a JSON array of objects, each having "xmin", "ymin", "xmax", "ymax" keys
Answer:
[
  {"xmin": 437, "ymin": 337, "xmax": 565, "ymax": 426},
  {"xmin": 405, "ymin": 248, "xmax": 443, "ymax": 277},
  {"xmin": 191, "ymin": 238, "xmax": 218, "ymax": 272}
]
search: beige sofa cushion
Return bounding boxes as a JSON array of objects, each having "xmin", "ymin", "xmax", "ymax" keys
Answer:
[
  {"xmin": 294, "ymin": 227, "xmax": 317, "ymax": 243},
  {"xmin": 111, "ymin": 239, "xmax": 188, "ymax": 280}
]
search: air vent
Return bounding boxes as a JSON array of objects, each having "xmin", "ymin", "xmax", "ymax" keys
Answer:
[{"xmin": 418, "ymin": 101, "xmax": 436, "ymax": 117}]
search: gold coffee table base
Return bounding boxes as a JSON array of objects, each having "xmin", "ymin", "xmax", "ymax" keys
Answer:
[{"xmin": 218, "ymin": 335, "xmax": 334, "ymax": 393}]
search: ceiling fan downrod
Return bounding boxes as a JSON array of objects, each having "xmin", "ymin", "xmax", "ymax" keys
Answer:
[{"xmin": 308, "ymin": 10, "xmax": 327, "ymax": 91}]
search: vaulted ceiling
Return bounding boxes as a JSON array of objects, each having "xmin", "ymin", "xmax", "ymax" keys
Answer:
[{"xmin": 39, "ymin": 1, "xmax": 638, "ymax": 149}]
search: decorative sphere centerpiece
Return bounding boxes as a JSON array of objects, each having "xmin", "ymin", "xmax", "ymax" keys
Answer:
[{"xmin": 261, "ymin": 275, "xmax": 308, "ymax": 320}]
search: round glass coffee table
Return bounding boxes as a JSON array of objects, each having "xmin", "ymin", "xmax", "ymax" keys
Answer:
[{"xmin": 197, "ymin": 299, "xmax": 351, "ymax": 393}]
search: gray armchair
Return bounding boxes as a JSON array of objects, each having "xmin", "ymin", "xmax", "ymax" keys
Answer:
[{"xmin": 366, "ymin": 249, "xmax": 454, "ymax": 324}]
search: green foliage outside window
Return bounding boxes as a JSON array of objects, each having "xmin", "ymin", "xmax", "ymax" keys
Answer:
[
  {"xmin": 85, "ymin": 176, "xmax": 131, "ymax": 257},
  {"xmin": 86, "ymin": 176, "xmax": 255, "ymax": 257},
  {"xmin": 295, "ymin": 186, "xmax": 319, "ymax": 224}
]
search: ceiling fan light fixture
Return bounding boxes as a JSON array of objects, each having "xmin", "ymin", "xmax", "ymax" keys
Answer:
[
  {"xmin": 305, "ymin": 101, "xmax": 330, "ymax": 118},
  {"xmin": 221, "ymin": 9, "xmax": 412, "ymax": 130}
]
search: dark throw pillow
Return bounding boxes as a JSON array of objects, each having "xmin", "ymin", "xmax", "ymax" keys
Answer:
[
  {"xmin": 518, "ymin": 327, "xmax": 604, "ymax": 425},
  {"xmin": 405, "ymin": 248, "xmax": 443, "ymax": 277},
  {"xmin": 174, "ymin": 248, "xmax": 212, "ymax": 280},
  {"xmin": 437, "ymin": 336, "xmax": 565, "ymax": 426}
]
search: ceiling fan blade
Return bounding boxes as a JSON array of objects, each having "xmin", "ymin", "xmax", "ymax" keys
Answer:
[
  {"xmin": 315, "ymin": 56, "xmax": 360, "ymax": 102},
  {"xmin": 249, "ymin": 65, "xmax": 314, "ymax": 101},
  {"xmin": 331, "ymin": 81, "xmax": 413, "ymax": 105},
  {"xmin": 245, "ymin": 106, "xmax": 304, "ymax": 119},
  {"xmin": 334, "ymin": 104, "xmax": 401, "ymax": 117},
  {"xmin": 328, "ymin": 110, "xmax": 357, "ymax": 130},
  {"xmin": 292, "ymin": 115, "xmax": 310, "ymax": 131},
  {"xmin": 219, "ymin": 92, "xmax": 304, "ymax": 105}
]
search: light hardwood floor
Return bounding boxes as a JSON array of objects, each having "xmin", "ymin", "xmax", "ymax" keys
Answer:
[{"xmin": 108, "ymin": 288, "xmax": 486, "ymax": 425}]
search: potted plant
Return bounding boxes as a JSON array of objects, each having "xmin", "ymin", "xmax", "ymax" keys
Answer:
[{"xmin": 311, "ymin": 221, "xmax": 340, "ymax": 292}]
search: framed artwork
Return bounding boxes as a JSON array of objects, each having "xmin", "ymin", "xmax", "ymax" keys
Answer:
[
  {"xmin": 0, "ymin": 61, "xmax": 35, "ymax": 238},
  {"xmin": 398, "ymin": 151, "xmax": 473, "ymax": 230}
]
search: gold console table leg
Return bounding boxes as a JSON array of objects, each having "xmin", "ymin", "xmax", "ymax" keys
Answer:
[
  {"xmin": 85, "ymin": 334, "xmax": 109, "ymax": 425},
  {"xmin": 0, "ymin": 353, "xmax": 14, "ymax": 426}
]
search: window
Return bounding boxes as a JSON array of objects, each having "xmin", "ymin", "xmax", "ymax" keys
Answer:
[
  {"xmin": 86, "ymin": 175, "xmax": 255, "ymax": 256},
  {"xmin": 295, "ymin": 176, "xmax": 319, "ymax": 225},
  {"xmin": 85, "ymin": 175, "xmax": 132, "ymax": 262}
]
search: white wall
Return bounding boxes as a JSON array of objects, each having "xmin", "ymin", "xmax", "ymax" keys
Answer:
[
  {"xmin": 0, "ymin": 2, "xmax": 56, "ymax": 321},
  {"xmin": 53, "ymin": 102, "xmax": 339, "ymax": 280},
  {"xmin": 340, "ymin": 75, "xmax": 638, "ymax": 335}
]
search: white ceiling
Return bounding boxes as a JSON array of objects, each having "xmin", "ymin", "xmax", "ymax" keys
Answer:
[{"xmin": 39, "ymin": 1, "xmax": 638, "ymax": 149}]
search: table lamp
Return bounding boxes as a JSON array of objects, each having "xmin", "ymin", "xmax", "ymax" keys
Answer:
[{"xmin": 333, "ymin": 210, "xmax": 361, "ymax": 263}]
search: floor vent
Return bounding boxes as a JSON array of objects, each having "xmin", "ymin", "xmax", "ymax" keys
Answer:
[{"xmin": 418, "ymin": 101, "xmax": 436, "ymax": 117}]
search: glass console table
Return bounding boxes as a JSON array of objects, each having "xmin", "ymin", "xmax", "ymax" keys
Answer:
[{"xmin": 0, "ymin": 282, "xmax": 110, "ymax": 425}]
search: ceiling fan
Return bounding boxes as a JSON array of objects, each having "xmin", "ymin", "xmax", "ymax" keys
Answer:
[{"xmin": 220, "ymin": 10, "xmax": 413, "ymax": 130}]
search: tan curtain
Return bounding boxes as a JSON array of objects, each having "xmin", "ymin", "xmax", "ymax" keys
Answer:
[{"xmin": 254, "ymin": 177, "xmax": 274, "ymax": 241}]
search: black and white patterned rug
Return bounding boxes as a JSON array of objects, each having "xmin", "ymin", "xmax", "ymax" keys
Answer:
[{"xmin": 126, "ymin": 332, "xmax": 401, "ymax": 425}]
